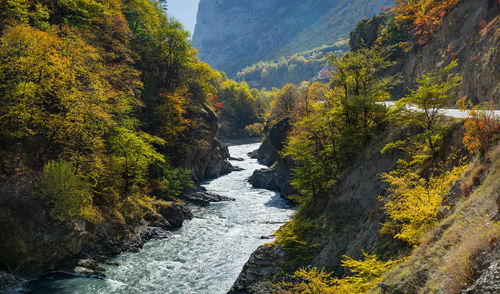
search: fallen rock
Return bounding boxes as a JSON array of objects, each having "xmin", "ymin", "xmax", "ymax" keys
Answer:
[
  {"xmin": 72, "ymin": 259, "xmax": 106, "ymax": 278},
  {"xmin": 248, "ymin": 169, "xmax": 280, "ymax": 191},
  {"xmin": 229, "ymin": 157, "xmax": 245, "ymax": 161},
  {"xmin": 157, "ymin": 203, "xmax": 194, "ymax": 228}
]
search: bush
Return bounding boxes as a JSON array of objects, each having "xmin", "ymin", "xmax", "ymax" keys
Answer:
[
  {"xmin": 153, "ymin": 162, "xmax": 194, "ymax": 200},
  {"xmin": 275, "ymin": 218, "xmax": 319, "ymax": 267},
  {"xmin": 39, "ymin": 159, "xmax": 94, "ymax": 222},
  {"xmin": 379, "ymin": 164, "xmax": 467, "ymax": 244},
  {"xmin": 458, "ymin": 98, "xmax": 500, "ymax": 156},
  {"xmin": 274, "ymin": 252, "xmax": 401, "ymax": 293}
]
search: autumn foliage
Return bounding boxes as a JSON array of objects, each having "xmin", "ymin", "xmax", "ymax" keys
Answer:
[
  {"xmin": 274, "ymin": 252, "xmax": 401, "ymax": 293},
  {"xmin": 0, "ymin": 0, "xmax": 222, "ymax": 224},
  {"xmin": 457, "ymin": 98, "xmax": 500, "ymax": 155},
  {"xmin": 394, "ymin": 0, "xmax": 460, "ymax": 44}
]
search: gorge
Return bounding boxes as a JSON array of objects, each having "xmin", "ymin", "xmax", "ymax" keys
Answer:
[{"xmin": 1, "ymin": 0, "xmax": 499, "ymax": 293}]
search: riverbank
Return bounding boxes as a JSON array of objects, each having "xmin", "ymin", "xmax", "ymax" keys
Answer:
[{"xmin": 21, "ymin": 143, "xmax": 293, "ymax": 293}]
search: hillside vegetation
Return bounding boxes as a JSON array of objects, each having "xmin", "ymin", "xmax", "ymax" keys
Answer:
[
  {"xmin": 237, "ymin": 41, "xmax": 348, "ymax": 90},
  {"xmin": 193, "ymin": 0, "xmax": 393, "ymax": 78},
  {"xmin": 231, "ymin": 0, "xmax": 500, "ymax": 293},
  {"xmin": 0, "ymin": 0, "xmax": 268, "ymax": 276}
]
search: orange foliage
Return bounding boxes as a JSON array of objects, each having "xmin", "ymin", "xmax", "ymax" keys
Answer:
[
  {"xmin": 209, "ymin": 94, "xmax": 225, "ymax": 115},
  {"xmin": 395, "ymin": 0, "xmax": 460, "ymax": 44},
  {"xmin": 457, "ymin": 97, "xmax": 500, "ymax": 155}
]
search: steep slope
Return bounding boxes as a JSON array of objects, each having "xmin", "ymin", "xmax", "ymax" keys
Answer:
[
  {"xmin": 395, "ymin": 0, "xmax": 500, "ymax": 105},
  {"xmin": 193, "ymin": 0, "xmax": 393, "ymax": 77},
  {"xmin": 349, "ymin": 0, "xmax": 500, "ymax": 105},
  {"xmin": 231, "ymin": 1, "xmax": 500, "ymax": 293}
]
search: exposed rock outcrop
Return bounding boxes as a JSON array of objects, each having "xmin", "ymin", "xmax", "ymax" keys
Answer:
[
  {"xmin": 229, "ymin": 244, "xmax": 285, "ymax": 294},
  {"xmin": 253, "ymin": 118, "xmax": 291, "ymax": 166},
  {"xmin": 249, "ymin": 118, "xmax": 296, "ymax": 199},
  {"xmin": 395, "ymin": 0, "xmax": 499, "ymax": 105},
  {"xmin": 463, "ymin": 241, "xmax": 500, "ymax": 294},
  {"xmin": 0, "ymin": 272, "xmax": 27, "ymax": 293},
  {"xmin": 351, "ymin": 0, "xmax": 500, "ymax": 105},
  {"xmin": 182, "ymin": 187, "xmax": 235, "ymax": 207},
  {"xmin": 184, "ymin": 103, "xmax": 234, "ymax": 182},
  {"xmin": 0, "ymin": 173, "xmax": 194, "ymax": 279}
]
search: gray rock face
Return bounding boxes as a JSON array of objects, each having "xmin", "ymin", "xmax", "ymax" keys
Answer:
[
  {"xmin": 193, "ymin": 0, "xmax": 393, "ymax": 77},
  {"xmin": 0, "ymin": 272, "xmax": 27, "ymax": 293},
  {"xmin": 228, "ymin": 244, "xmax": 285, "ymax": 294},
  {"xmin": 393, "ymin": 0, "xmax": 500, "ymax": 105},
  {"xmin": 254, "ymin": 118, "xmax": 291, "ymax": 166},
  {"xmin": 463, "ymin": 242, "xmax": 500, "ymax": 294},
  {"xmin": 184, "ymin": 103, "xmax": 234, "ymax": 182},
  {"xmin": 249, "ymin": 118, "xmax": 297, "ymax": 199},
  {"xmin": 249, "ymin": 158, "xmax": 296, "ymax": 200}
]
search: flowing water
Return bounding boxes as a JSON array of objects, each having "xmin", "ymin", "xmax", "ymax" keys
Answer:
[{"xmin": 25, "ymin": 143, "xmax": 294, "ymax": 294}]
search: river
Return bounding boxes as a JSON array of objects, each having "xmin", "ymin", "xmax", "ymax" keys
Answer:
[{"xmin": 24, "ymin": 143, "xmax": 293, "ymax": 294}]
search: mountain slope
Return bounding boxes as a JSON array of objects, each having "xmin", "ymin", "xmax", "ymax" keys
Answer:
[{"xmin": 193, "ymin": 0, "xmax": 393, "ymax": 77}]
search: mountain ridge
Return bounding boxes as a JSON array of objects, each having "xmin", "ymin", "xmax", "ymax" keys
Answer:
[{"xmin": 193, "ymin": 0, "xmax": 393, "ymax": 77}]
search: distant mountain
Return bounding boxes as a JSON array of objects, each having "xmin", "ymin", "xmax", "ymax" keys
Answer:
[{"xmin": 193, "ymin": 0, "xmax": 393, "ymax": 77}]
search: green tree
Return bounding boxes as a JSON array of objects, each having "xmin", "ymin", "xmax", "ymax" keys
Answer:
[
  {"xmin": 285, "ymin": 48, "xmax": 397, "ymax": 198},
  {"xmin": 106, "ymin": 127, "xmax": 165, "ymax": 194},
  {"xmin": 270, "ymin": 83, "xmax": 299, "ymax": 120},
  {"xmin": 39, "ymin": 159, "xmax": 93, "ymax": 222},
  {"xmin": 218, "ymin": 80, "xmax": 259, "ymax": 130},
  {"xmin": 385, "ymin": 61, "xmax": 462, "ymax": 167}
]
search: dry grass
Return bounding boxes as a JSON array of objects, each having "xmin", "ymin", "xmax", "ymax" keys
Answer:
[
  {"xmin": 459, "ymin": 164, "xmax": 485, "ymax": 194},
  {"xmin": 371, "ymin": 142, "xmax": 500, "ymax": 294}
]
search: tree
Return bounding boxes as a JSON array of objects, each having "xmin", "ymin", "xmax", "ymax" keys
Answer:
[
  {"xmin": 218, "ymin": 80, "xmax": 259, "ymax": 130},
  {"xmin": 387, "ymin": 61, "xmax": 462, "ymax": 165},
  {"xmin": 285, "ymin": 48, "xmax": 397, "ymax": 198},
  {"xmin": 0, "ymin": 25, "xmax": 121, "ymax": 182},
  {"xmin": 106, "ymin": 127, "xmax": 165, "ymax": 194},
  {"xmin": 270, "ymin": 83, "xmax": 299, "ymax": 120},
  {"xmin": 328, "ymin": 48, "xmax": 397, "ymax": 136}
]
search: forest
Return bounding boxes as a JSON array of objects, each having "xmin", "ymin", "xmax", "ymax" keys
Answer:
[
  {"xmin": 0, "ymin": 0, "xmax": 499, "ymax": 293},
  {"xmin": 0, "ymin": 0, "xmax": 265, "ymax": 269}
]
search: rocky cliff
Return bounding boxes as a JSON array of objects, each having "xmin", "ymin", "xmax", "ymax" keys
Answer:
[
  {"xmin": 395, "ymin": 0, "xmax": 499, "ymax": 105},
  {"xmin": 193, "ymin": 0, "xmax": 393, "ymax": 77},
  {"xmin": 350, "ymin": 0, "xmax": 500, "ymax": 105},
  {"xmin": 248, "ymin": 118, "xmax": 297, "ymax": 200},
  {"xmin": 184, "ymin": 103, "xmax": 234, "ymax": 182}
]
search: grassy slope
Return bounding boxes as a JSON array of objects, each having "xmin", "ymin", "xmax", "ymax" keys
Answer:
[{"xmin": 373, "ymin": 142, "xmax": 500, "ymax": 293}]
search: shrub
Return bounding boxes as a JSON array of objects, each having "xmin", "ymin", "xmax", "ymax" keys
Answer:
[
  {"xmin": 275, "ymin": 218, "xmax": 319, "ymax": 267},
  {"xmin": 457, "ymin": 98, "xmax": 500, "ymax": 156},
  {"xmin": 153, "ymin": 162, "xmax": 194, "ymax": 200},
  {"xmin": 274, "ymin": 252, "xmax": 401, "ymax": 293},
  {"xmin": 39, "ymin": 159, "xmax": 94, "ymax": 222},
  {"xmin": 379, "ymin": 164, "xmax": 467, "ymax": 244},
  {"xmin": 394, "ymin": 0, "xmax": 460, "ymax": 44}
]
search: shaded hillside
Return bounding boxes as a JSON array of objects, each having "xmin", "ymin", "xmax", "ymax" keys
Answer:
[{"xmin": 193, "ymin": 0, "xmax": 393, "ymax": 77}]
